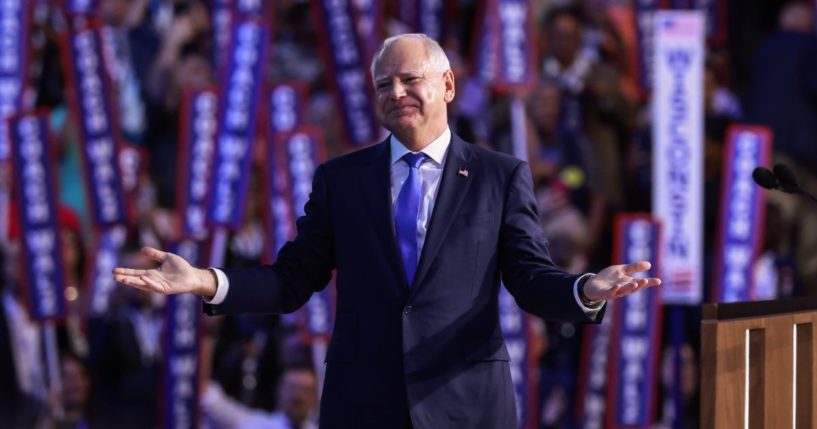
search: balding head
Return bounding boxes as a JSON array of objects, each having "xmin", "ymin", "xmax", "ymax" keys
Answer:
[
  {"xmin": 370, "ymin": 33, "xmax": 451, "ymax": 81},
  {"xmin": 370, "ymin": 33, "xmax": 456, "ymax": 150}
]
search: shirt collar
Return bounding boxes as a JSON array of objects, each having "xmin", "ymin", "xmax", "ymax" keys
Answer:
[{"xmin": 390, "ymin": 127, "xmax": 451, "ymax": 167}]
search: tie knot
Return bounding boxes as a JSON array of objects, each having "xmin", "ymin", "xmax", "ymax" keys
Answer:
[{"xmin": 402, "ymin": 152, "xmax": 427, "ymax": 169}]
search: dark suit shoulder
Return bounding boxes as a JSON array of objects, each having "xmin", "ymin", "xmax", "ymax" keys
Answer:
[
  {"xmin": 462, "ymin": 141, "xmax": 526, "ymax": 178},
  {"xmin": 321, "ymin": 140, "xmax": 388, "ymax": 172}
]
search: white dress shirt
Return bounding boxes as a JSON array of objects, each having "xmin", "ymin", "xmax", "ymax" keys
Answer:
[
  {"xmin": 205, "ymin": 127, "xmax": 601, "ymax": 313},
  {"xmin": 389, "ymin": 127, "xmax": 451, "ymax": 258}
]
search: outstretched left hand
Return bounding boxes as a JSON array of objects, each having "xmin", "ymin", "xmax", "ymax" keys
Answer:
[{"xmin": 582, "ymin": 261, "xmax": 661, "ymax": 302}]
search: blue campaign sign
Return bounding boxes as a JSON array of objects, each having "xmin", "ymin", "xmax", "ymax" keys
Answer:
[
  {"xmin": 178, "ymin": 88, "xmax": 218, "ymax": 240},
  {"xmin": 264, "ymin": 127, "xmax": 334, "ymax": 337},
  {"xmin": 712, "ymin": 125, "xmax": 772, "ymax": 302},
  {"xmin": 8, "ymin": 112, "xmax": 68, "ymax": 321},
  {"xmin": 495, "ymin": 0, "xmax": 536, "ymax": 89},
  {"xmin": 313, "ymin": 0, "xmax": 380, "ymax": 147},
  {"xmin": 0, "ymin": 0, "xmax": 32, "ymax": 162},
  {"xmin": 499, "ymin": 286, "xmax": 534, "ymax": 429},
  {"xmin": 207, "ymin": 20, "xmax": 268, "ymax": 229},
  {"xmin": 608, "ymin": 215, "xmax": 663, "ymax": 428},
  {"xmin": 60, "ymin": 24, "xmax": 129, "ymax": 227},
  {"xmin": 162, "ymin": 240, "xmax": 203, "ymax": 429}
]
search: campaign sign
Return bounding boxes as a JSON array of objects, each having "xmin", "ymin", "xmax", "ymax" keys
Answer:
[
  {"xmin": 162, "ymin": 240, "xmax": 203, "ymax": 429},
  {"xmin": 495, "ymin": 0, "xmax": 536, "ymax": 89},
  {"xmin": 264, "ymin": 127, "xmax": 334, "ymax": 336},
  {"xmin": 0, "ymin": 0, "xmax": 32, "ymax": 162},
  {"xmin": 699, "ymin": 0, "xmax": 728, "ymax": 47},
  {"xmin": 119, "ymin": 143, "xmax": 146, "ymax": 198},
  {"xmin": 211, "ymin": 0, "xmax": 233, "ymax": 72},
  {"xmin": 261, "ymin": 84, "xmax": 308, "ymax": 262},
  {"xmin": 65, "ymin": 0, "xmax": 98, "ymax": 15},
  {"xmin": 233, "ymin": 0, "xmax": 271, "ymax": 21},
  {"xmin": 60, "ymin": 24, "xmax": 129, "ymax": 227},
  {"xmin": 86, "ymin": 225, "xmax": 127, "ymax": 316},
  {"xmin": 499, "ymin": 286, "xmax": 533, "ymax": 429},
  {"xmin": 267, "ymin": 82, "xmax": 307, "ymax": 136},
  {"xmin": 349, "ymin": 0, "xmax": 383, "ymax": 59},
  {"xmin": 418, "ymin": 0, "xmax": 445, "ymax": 42},
  {"xmin": 473, "ymin": 0, "xmax": 500, "ymax": 84},
  {"xmin": 313, "ymin": 0, "xmax": 380, "ymax": 147},
  {"xmin": 712, "ymin": 126, "xmax": 771, "ymax": 302},
  {"xmin": 607, "ymin": 215, "xmax": 663, "ymax": 428},
  {"xmin": 575, "ymin": 301, "xmax": 614, "ymax": 429},
  {"xmin": 207, "ymin": 21, "xmax": 268, "ymax": 229},
  {"xmin": 651, "ymin": 10, "xmax": 704, "ymax": 304},
  {"xmin": 8, "ymin": 112, "xmax": 68, "ymax": 321},
  {"xmin": 178, "ymin": 88, "xmax": 218, "ymax": 240},
  {"xmin": 632, "ymin": 0, "xmax": 663, "ymax": 94},
  {"xmin": 667, "ymin": 0, "xmax": 727, "ymax": 46}
]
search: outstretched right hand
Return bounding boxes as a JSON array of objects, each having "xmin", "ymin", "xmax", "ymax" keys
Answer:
[{"xmin": 112, "ymin": 247, "xmax": 218, "ymax": 299}]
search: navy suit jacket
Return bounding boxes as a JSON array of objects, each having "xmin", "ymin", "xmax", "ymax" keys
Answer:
[{"xmin": 205, "ymin": 133, "xmax": 602, "ymax": 428}]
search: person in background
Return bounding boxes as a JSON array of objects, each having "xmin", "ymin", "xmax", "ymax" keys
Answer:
[
  {"xmin": 747, "ymin": 0, "xmax": 817, "ymax": 296},
  {"xmin": 0, "ymin": 238, "xmax": 48, "ymax": 428},
  {"xmin": 203, "ymin": 365, "xmax": 319, "ymax": 429},
  {"xmin": 39, "ymin": 351, "xmax": 99, "ymax": 429},
  {"xmin": 92, "ymin": 241, "xmax": 165, "ymax": 429}
]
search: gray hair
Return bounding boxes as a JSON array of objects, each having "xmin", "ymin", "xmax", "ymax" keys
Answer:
[{"xmin": 369, "ymin": 33, "xmax": 451, "ymax": 80}]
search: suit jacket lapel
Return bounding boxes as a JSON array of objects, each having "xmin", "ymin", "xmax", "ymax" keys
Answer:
[
  {"xmin": 411, "ymin": 134, "xmax": 475, "ymax": 293},
  {"xmin": 356, "ymin": 139, "xmax": 409, "ymax": 292}
]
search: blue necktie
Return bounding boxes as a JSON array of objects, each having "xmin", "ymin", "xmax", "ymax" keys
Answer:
[{"xmin": 395, "ymin": 152, "xmax": 427, "ymax": 286}]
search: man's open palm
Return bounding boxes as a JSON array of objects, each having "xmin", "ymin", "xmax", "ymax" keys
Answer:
[
  {"xmin": 113, "ymin": 247, "xmax": 214, "ymax": 297},
  {"xmin": 583, "ymin": 261, "xmax": 662, "ymax": 302}
]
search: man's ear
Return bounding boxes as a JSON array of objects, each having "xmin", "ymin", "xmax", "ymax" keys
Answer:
[{"xmin": 443, "ymin": 69, "xmax": 456, "ymax": 103}]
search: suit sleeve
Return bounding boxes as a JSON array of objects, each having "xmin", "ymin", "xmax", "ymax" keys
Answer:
[
  {"xmin": 499, "ymin": 161, "xmax": 603, "ymax": 323},
  {"xmin": 204, "ymin": 164, "xmax": 336, "ymax": 315}
]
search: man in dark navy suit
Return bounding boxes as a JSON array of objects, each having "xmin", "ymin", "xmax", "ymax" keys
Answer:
[{"xmin": 115, "ymin": 33, "xmax": 660, "ymax": 429}]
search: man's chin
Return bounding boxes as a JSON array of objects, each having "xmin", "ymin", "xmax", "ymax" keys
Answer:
[{"xmin": 386, "ymin": 118, "xmax": 419, "ymax": 133}]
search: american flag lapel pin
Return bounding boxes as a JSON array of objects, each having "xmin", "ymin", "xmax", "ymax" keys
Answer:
[{"xmin": 458, "ymin": 168, "xmax": 469, "ymax": 178}]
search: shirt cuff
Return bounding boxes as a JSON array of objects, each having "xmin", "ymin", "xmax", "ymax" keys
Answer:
[
  {"xmin": 573, "ymin": 273, "xmax": 604, "ymax": 314},
  {"xmin": 202, "ymin": 268, "xmax": 230, "ymax": 305}
]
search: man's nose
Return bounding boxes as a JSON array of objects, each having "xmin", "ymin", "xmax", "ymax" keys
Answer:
[{"xmin": 389, "ymin": 81, "xmax": 406, "ymax": 99}]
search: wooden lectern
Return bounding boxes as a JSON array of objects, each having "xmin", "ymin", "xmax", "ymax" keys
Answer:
[{"xmin": 701, "ymin": 297, "xmax": 817, "ymax": 428}]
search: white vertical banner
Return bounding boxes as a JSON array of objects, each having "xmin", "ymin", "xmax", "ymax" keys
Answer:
[{"xmin": 651, "ymin": 11, "xmax": 704, "ymax": 304}]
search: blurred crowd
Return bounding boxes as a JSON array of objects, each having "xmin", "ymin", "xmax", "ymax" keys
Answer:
[{"xmin": 1, "ymin": 0, "xmax": 816, "ymax": 428}]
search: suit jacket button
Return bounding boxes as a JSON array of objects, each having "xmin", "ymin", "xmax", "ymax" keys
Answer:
[{"xmin": 403, "ymin": 305, "xmax": 413, "ymax": 315}]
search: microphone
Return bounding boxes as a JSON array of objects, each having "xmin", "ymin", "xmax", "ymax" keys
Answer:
[
  {"xmin": 773, "ymin": 164, "xmax": 802, "ymax": 194},
  {"xmin": 752, "ymin": 167, "xmax": 779, "ymax": 190},
  {"xmin": 758, "ymin": 163, "xmax": 817, "ymax": 205}
]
